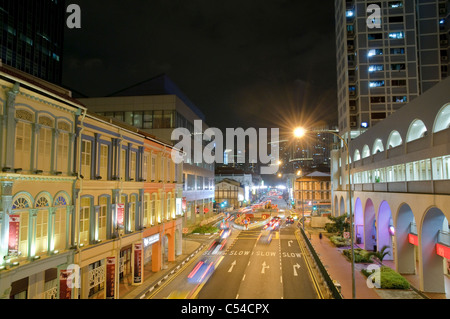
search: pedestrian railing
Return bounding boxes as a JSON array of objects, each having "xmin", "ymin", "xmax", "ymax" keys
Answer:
[
  {"xmin": 297, "ymin": 226, "xmax": 343, "ymax": 299},
  {"xmin": 409, "ymin": 222, "xmax": 418, "ymax": 235}
]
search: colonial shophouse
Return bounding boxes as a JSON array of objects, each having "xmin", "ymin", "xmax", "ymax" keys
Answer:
[{"xmin": 0, "ymin": 64, "xmax": 184, "ymax": 299}]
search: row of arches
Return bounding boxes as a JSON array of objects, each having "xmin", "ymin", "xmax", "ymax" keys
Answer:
[
  {"xmin": 352, "ymin": 103, "xmax": 450, "ymax": 161},
  {"xmin": 8, "ymin": 191, "xmax": 71, "ymax": 258},
  {"xmin": 335, "ymin": 194, "xmax": 449, "ymax": 294},
  {"xmin": 6, "ymin": 189, "xmax": 178, "ymax": 260}
]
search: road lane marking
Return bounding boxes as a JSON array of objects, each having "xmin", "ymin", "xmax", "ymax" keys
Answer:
[
  {"xmin": 146, "ymin": 243, "xmax": 209, "ymax": 299},
  {"xmin": 295, "ymin": 230, "xmax": 324, "ymax": 299},
  {"xmin": 261, "ymin": 261, "xmax": 269, "ymax": 274},
  {"xmin": 228, "ymin": 260, "xmax": 237, "ymax": 272},
  {"xmin": 293, "ymin": 263, "xmax": 301, "ymax": 276}
]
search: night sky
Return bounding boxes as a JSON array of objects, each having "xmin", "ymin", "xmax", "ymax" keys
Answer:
[{"xmin": 62, "ymin": 0, "xmax": 338, "ymax": 133}]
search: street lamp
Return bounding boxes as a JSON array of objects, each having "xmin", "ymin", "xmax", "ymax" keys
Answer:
[{"xmin": 293, "ymin": 126, "xmax": 356, "ymax": 299}]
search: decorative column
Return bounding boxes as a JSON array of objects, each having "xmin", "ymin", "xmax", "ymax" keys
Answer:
[
  {"xmin": 4, "ymin": 83, "xmax": 20, "ymax": 170},
  {"xmin": 32, "ymin": 123, "xmax": 41, "ymax": 172},
  {"xmin": 66, "ymin": 205, "xmax": 74, "ymax": 249},
  {"xmin": 0, "ymin": 182, "xmax": 13, "ymax": 262},
  {"xmin": 48, "ymin": 207, "xmax": 57, "ymax": 253},
  {"xmin": 29, "ymin": 208, "xmax": 38, "ymax": 258},
  {"xmin": 53, "ymin": 129, "xmax": 60, "ymax": 174}
]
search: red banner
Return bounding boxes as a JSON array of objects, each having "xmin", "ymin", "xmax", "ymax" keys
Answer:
[
  {"xmin": 408, "ymin": 233, "xmax": 418, "ymax": 246},
  {"xmin": 133, "ymin": 243, "xmax": 143, "ymax": 285},
  {"xmin": 8, "ymin": 215, "xmax": 20, "ymax": 254},
  {"xmin": 106, "ymin": 257, "xmax": 116, "ymax": 299},
  {"xmin": 436, "ymin": 243, "xmax": 450, "ymax": 259},
  {"xmin": 59, "ymin": 269, "xmax": 72, "ymax": 299},
  {"xmin": 117, "ymin": 204, "xmax": 124, "ymax": 227}
]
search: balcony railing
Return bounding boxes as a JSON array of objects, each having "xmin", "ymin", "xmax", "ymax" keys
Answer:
[
  {"xmin": 437, "ymin": 230, "xmax": 450, "ymax": 247},
  {"xmin": 409, "ymin": 222, "xmax": 418, "ymax": 235}
]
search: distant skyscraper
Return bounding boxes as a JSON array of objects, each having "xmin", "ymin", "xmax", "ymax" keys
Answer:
[
  {"xmin": 335, "ymin": 0, "xmax": 450, "ymax": 140},
  {"xmin": 0, "ymin": 0, "xmax": 65, "ymax": 84},
  {"xmin": 280, "ymin": 124, "xmax": 337, "ymax": 173}
]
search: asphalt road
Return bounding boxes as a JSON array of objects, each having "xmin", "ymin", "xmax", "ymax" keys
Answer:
[
  {"xmin": 148, "ymin": 196, "xmax": 318, "ymax": 299},
  {"xmin": 197, "ymin": 222, "xmax": 318, "ymax": 299}
]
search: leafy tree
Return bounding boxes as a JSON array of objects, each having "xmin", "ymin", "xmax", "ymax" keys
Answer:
[{"xmin": 326, "ymin": 214, "xmax": 350, "ymax": 236}]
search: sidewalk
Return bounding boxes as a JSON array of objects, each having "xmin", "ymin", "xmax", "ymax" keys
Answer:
[
  {"xmin": 306, "ymin": 229, "xmax": 380, "ymax": 299},
  {"xmin": 119, "ymin": 238, "xmax": 205, "ymax": 299},
  {"xmin": 306, "ymin": 227, "xmax": 449, "ymax": 299}
]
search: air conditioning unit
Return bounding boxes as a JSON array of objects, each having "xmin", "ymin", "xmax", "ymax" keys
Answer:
[
  {"xmin": 441, "ymin": 40, "xmax": 448, "ymax": 45},
  {"xmin": 442, "ymin": 56, "xmax": 448, "ymax": 61},
  {"xmin": 350, "ymin": 122, "xmax": 357, "ymax": 127},
  {"xmin": 439, "ymin": 8, "xmax": 446, "ymax": 14},
  {"xmin": 349, "ymin": 91, "xmax": 356, "ymax": 96},
  {"xmin": 349, "ymin": 106, "xmax": 356, "ymax": 111},
  {"xmin": 348, "ymin": 45, "xmax": 354, "ymax": 50}
]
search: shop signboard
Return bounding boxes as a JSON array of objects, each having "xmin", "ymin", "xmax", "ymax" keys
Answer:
[
  {"xmin": 8, "ymin": 215, "xmax": 20, "ymax": 255},
  {"xmin": 117, "ymin": 204, "xmax": 124, "ymax": 228},
  {"xmin": 408, "ymin": 233, "xmax": 419, "ymax": 246},
  {"xmin": 436, "ymin": 243, "xmax": 450, "ymax": 259},
  {"xmin": 59, "ymin": 269, "xmax": 72, "ymax": 299},
  {"xmin": 106, "ymin": 257, "xmax": 116, "ymax": 299},
  {"xmin": 133, "ymin": 243, "xmax": 143, "ymax": 285}
]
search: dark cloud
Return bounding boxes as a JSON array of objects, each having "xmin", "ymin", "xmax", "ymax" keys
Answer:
[{"xmin": 63, "ymin": 0, "xmax": 337, "ymax": 130}]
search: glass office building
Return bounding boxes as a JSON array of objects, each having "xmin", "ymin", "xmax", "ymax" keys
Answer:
[
  {"xmin": 335, "ymin": 0, "xmax": 450, "ymax": 140},
  {"xmin": 0, "ymin": 0, "xmax": 65, "ymax": 84}
]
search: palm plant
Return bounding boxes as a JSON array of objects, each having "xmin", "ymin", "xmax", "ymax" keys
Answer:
[{"xmin": 367, "ymin": 245, "xmax": 390, "ymax": 263}]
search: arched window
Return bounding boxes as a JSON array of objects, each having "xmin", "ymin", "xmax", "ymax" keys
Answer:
[
  {"xmin": 387, "ymin": 130, "xmax": 403, "ymax": 149},
  {"xmin": 129, "ymin": 194, "xmax": 137, "ymax": 232},
  {"xmin": 372, "ymin": 139, "xmax": 384, "ymax": 154},
  {"xmin": 53, "ymin": 194, "xmax": 68, "ymax": 251},
  {"xmin": 35, "ymin": 194, "xmax": 51, "ymax": 255},
  {"xmin": 167, "ymin": 192, "xmax": 172, "ymax": 220},
  {"xmin": 80, "ymin": 197, "xmax": 91, "ymax": 245},
  {"xmin": 143, "ymin": 193, "xmax": 150, "ymax": 227},
  {"xmin": 37, "ymin": 116, "xmax": 54, "ymax": 173},
  {"xmin": 98, "ymin": 196, "xmax": 108, "ymax": 241},
  {"xmin": 433, "ymin": 103, "xmax": 450, "ymax": 133},
  {"xmin": 354, "ymin": 149, "xmax": 361, "ymax": 161},
  {"xmin": 406, "ymin": 119, "xmax": 427, "ymax": 142},
  {"xmin": 151, "ymin": 193, "xmax": 157, "ymax": 225},
  {"xmin": 362, "ymin": 145, "xmax": 371, "ymax": 158},
  {"xmin": 57, "ymin": 121, "xmax": 71, "ymax": 174},
  {"xmin": 10, "ymin": 195, "xmax": 32, "ymax": 257}
]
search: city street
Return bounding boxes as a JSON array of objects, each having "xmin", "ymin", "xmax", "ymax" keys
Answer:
[{"xmin": 148, "ymin": 196, "xmax": 319, "ymax": 299}]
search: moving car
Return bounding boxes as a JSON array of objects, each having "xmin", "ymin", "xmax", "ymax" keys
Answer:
[
  {"xmin": 259, "ymin": 228, "xmax": 273, "ymax": 244},
  {"xmin": 188, "ymin": 259, "xmax": 215, "ymax": 284},
  {"xmin": 286, "ymin": 216, "xmax": 294, "ymax": 224}
]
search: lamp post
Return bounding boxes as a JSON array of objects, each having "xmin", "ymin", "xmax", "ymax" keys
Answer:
[{"xmin": 293, "ymin": 127, "xmax": 356, "ymax": 299}]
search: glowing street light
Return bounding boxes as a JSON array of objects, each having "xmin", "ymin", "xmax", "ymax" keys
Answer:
[{"xmin": 293, "ymin": 127, "xmax": 306, "ymax": 138}]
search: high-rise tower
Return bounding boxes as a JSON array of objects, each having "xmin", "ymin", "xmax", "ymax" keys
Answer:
[{"xmin": 335, "ymin": 0, "xmax": 449, "ymax": 140}]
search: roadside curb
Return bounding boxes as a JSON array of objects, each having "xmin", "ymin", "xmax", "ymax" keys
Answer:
[{"xmin": 136, "ymin": 243, "xmax": 206, "ymax": 299}]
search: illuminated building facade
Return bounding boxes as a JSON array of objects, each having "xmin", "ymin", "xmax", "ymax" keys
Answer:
[
  {"xmin": 335, "ymin": 0, "xmax": 450, "ymax": 141},
  {"xmin": 332, "ymin": 76, "xmax": 450, "ymax": 295},
  {"xmin": 0, "ymin": 65, "xmax": 184, "ymax": 299}
]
